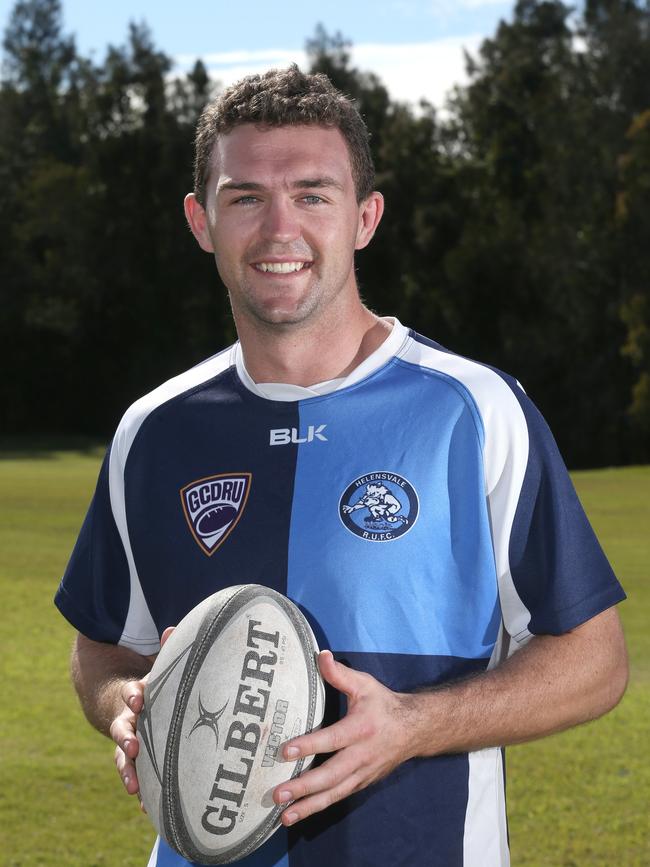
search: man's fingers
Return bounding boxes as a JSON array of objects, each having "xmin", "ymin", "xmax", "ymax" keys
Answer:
[
  {"xmin": 317, "ymin": 650, "xmax": 369, "ymax": 697},
  {"xmin": 280, "ymin": 786, "xmax": 349, "ymax": 826},
  {"xmin": 275, "ymin": 753, "xmax": 355, "ymax": 804},
  {"xmin": 282, "ymin": 711, "xmax": 363, "ymax": 762},
  {"xmin": 114, "ymin": 744, "xmax": 140, "ymax": 795},
  {"xmin": 161, "ymin": 625, "xmax": 175, "ymax": 647},
  {"xmin": 281, "ymin": 654, "xmax": 373, "ymax": 762},
  {"xmin": 272, "ymin": 661, "xmax": 414, "ymax": 826},
  {"xmin": 111, "ymin": 680, "xmax": 148, "ymax": 801},
  {"xmin": 110, "ymin": 719, "xmax": 140, "ymax": 759},
  {"xmin": 275, "ymin": 754, "xmax": 365, "ymax": 825},
  {"xmin": 109, "ymin": 701, "xmax": 140, "ymax": 757},
  {"xmin": 122, "ymin": 678, "xmax": 145, "ymax": 714}
]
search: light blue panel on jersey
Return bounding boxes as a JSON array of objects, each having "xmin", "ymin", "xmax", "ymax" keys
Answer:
[
  {"xmin": 287, "ymin": 359, "xmax": 500, "ymax": 660},
  {"xmin": 154, "ymin": 830, "xmax": 290, "ymax": 866}
]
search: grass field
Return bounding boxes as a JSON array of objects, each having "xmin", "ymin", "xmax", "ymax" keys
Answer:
[{"xmin": 0, "ymin": 446, "xmax": 647, "ymax": 866}]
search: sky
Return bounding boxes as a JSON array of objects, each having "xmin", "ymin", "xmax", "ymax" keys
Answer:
[{"xmin": 0, "ymin": 0, "xmax": 516, "ymax": 109}]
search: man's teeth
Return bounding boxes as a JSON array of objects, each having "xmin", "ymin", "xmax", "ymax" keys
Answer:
[{"xmin": 255, "ymin": 262, "xmax": 308, "ymax": 273}]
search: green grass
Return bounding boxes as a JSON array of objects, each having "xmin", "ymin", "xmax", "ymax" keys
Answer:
[
  {"xmin": 507, "ymin": 466, "xmax": 650, "ymax": 867},
  {"xmin": 0, "ymin": 449, "xmax": 647, "ymax": 866},
  {"xmin": 0, "ymin": 445, "xmax": 156, "ymax": 866}
]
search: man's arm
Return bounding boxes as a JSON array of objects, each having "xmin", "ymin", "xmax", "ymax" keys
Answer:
[
  {"xmin": 71, "ymin": 633, "xmax": 158, "ymax": 796},
  {"xmin": 273, "ymin": 606, "xmax": 628, "ymax": 826}
]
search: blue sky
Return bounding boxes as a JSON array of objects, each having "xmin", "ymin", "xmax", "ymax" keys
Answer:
[{"xmin": 0, "ymin": 0, "xmax": 516, "ymax": 107}]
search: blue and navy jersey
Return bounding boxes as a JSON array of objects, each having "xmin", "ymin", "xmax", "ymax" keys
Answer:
[{"xmin": 55, "ymin": 320, "xmax": 624, "ymax": 867}]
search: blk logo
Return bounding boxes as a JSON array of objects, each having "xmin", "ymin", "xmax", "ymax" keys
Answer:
[{"xmin": 269, "ymin": 424, "xmax": 328, "ymax": 446}]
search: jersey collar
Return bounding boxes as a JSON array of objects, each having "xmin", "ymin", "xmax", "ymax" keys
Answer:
[{"xmin": 234, "ymin": 318, "xmax": 409, "ymax": 402}]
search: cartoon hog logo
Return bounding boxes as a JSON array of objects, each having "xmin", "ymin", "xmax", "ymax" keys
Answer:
[{"xmin": 339, "ymin": 471, "xmax": 418, "ymax": 542}]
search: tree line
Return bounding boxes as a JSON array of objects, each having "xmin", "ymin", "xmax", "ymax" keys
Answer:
[{"xmin": 1, "ymin": 0, "xmax": 649, "ymax": 467}]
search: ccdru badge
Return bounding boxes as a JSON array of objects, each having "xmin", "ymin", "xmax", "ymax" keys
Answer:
[
  {"xmin": 181, "ymin": 473, "xmax": 251, "ymax": 555},
  {"xmin": 339, "ymin": 471, "xmax": 418, "ymax": 542}
]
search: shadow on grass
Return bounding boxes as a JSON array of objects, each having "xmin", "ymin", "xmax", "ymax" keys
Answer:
[{"xmin": 0, "ymin": 436, "xmax": 106, "ymax": 460}]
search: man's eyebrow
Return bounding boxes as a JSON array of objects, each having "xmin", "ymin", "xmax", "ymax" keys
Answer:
[
  {"xmin": 217, "ymin": 180, "xmax": 263, "ymax": 193},
  {"xmin": 292, "ymin": 177, "xmax": 344, "ymax": 191},
  {"xmin": 216, "ymin": 177, "xmax": 345, "ymax": 193}
]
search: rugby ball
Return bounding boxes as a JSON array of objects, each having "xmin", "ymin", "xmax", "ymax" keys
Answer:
[{"xmin": 136, "ymin": 585, "xmax": 325, "ymax": 864}]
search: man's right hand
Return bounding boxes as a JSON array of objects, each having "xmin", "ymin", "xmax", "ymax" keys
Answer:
[
  {"xmin": 110, "ymin": 676, "xmax": 148, "ymax": 797},
  {"xmin": 71, "ymin": 626, "xmax": 176, "ymax": 804}
]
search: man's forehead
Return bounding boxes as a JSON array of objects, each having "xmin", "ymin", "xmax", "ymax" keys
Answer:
[{"xmin": 209, "ymin": 123, "xmax": 353, "ymax": 185}]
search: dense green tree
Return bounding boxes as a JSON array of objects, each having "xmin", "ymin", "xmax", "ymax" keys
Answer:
[
  {"xmin": 1, "ymin": 2, "xmax": 649, "ymax": 466},
  {"xmin": 0, "ymin": 0, "xmax": 83, "ymax": 429},
  {"xmin": 0, "ymin": 1, "xmax": 221, "ymax": 433},
  {"xmin": 439, "ymin": 0, "xmax": 650, "ymax": 465},
  {"xmin": 2, "ymin": 0, "xmax": 76, "ymax": 159},
  {"xmin": 617, "ymin": 109, "xmax": 650, "ymax": 455}
]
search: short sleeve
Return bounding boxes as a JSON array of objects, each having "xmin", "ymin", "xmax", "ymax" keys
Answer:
[
  {"xmin": 505, "ymin": 391, "xmax": 626, "ymax": 638},
  {"xmin": 54, "ymin": 444, "xmax": 133, "ymax": 644}
]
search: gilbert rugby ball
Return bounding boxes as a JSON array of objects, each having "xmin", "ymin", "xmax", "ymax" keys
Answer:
[{"xmin": 136, "ymin": 585, "xmax": 325, "ymax": 864}]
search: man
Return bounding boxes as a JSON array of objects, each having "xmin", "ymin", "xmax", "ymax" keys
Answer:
[{"xmin": 56, "ymin": 65, "xmax": 628, "ymax": 867}]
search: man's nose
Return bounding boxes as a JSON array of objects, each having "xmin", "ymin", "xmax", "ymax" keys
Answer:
[{"xmin": 260, "ymin": 197, "xmax": 301, "ymax": 243}]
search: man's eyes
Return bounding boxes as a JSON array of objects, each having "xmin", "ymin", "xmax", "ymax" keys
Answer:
[{"xmin": 232, "ymin": 194, "xmax": 325, "ymax": 205}]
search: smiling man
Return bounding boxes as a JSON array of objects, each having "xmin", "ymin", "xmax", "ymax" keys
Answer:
[
  {"xmin": 57, "ymin": 66, "xmax": 628, "ymax": 867},
  {"xmin": 184, "ymin": 121, "xmax": 386, "ymax": 382}
]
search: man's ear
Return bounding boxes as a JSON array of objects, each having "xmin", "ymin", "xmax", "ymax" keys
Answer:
[
  {"xmin": 355, "ymin": 191, "xmax": 384, "ymax": 251},
  {"xmin": 184, "ymin": 193, "xmax": 215, "ymax": 253}
]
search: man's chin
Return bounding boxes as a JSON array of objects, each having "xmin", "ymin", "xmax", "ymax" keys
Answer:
[
  {"xmin": 254, "ymin": 311, "xmax": 314, "ymax": 329},
  {"xmin": 241, "ymin": 300, "xmax": 320, "ymax": 329}
]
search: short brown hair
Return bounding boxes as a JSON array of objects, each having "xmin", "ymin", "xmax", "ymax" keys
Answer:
[{"xmin": 192, "ymin": 64, "xmax": 374, "ymax": 205}]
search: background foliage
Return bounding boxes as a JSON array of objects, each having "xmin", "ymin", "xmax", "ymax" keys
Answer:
[{"xmin": 2, "ymin": 0, "xmax": 650, "ymax": 467}]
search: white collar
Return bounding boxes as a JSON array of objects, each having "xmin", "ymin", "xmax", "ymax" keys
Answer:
[{"xmin": 234, "ymin": 318, "xmax": 409, "ymax": 401}]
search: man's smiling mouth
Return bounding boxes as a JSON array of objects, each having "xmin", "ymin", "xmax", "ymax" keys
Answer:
[{"xmin": 253, "ymin": 261, "xmax": 312, "ymax": 273}]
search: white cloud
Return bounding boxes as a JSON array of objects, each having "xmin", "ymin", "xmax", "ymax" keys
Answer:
[
  {"xmin": 175, "ymin": 48, "xmax": 304, "ymax": 67},
  {"xmin": 174, "ymin": 35, "xmax": 483, "ymax": 110},
  {"xmin": 352, "ymin": 36, "xmax": 482, "ymax": 107}
]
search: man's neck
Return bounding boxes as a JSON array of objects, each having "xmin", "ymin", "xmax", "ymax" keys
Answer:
[{"xmin": 235, "ymin": 303, "xmax": 391, "ymax": 387}]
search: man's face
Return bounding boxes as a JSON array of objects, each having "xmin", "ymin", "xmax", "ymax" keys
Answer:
[{"xmin": 185, "ymin": 124, "xmax": 383, "ymax": 330}]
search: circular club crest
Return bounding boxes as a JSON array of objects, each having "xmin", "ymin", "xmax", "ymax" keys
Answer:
[{"xmin": 339, "ymin": 471, "xmax": 419, "ymax": 542}]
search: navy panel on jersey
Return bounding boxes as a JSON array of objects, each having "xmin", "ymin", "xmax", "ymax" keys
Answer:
[
  {"xmin": 289, "ymin": 753, "xmax": 469, "ymax": 867},
  {"xmin": 55, "ymin": 448, "xmax": 132, "ymax": 643},
  {"xmin": 287, "ymin": 651, "xmax": 489, "ymax": 867},
  {"xmin": 505, "ymin": 383, "xmax": 625, "ymax": 635},
  {"xmin": 124, "ymin": 369, "xmax": 301, "ymax": 631}
]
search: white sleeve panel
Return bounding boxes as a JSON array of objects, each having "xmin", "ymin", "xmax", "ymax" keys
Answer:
[
  {"xmin": 400, "ymin": 339, "xmax": 533, "ymax": 645},
  {"xmin": 108, "ymin": 346, "xmax": 237, "ymax": 654},
  {"xmin": 464, "ymin": 747, "xmax": 510, "ymax": 867}
]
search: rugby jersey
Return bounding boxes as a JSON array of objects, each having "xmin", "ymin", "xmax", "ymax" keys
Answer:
[{"xmin": 55, "ymin": 319, "xmax": 625, "ymax": 867}]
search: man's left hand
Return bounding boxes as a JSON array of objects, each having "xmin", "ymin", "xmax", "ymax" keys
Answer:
[{"xmin": 273, "ymin": 650, "xmax": 418, "ymax": 825}]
